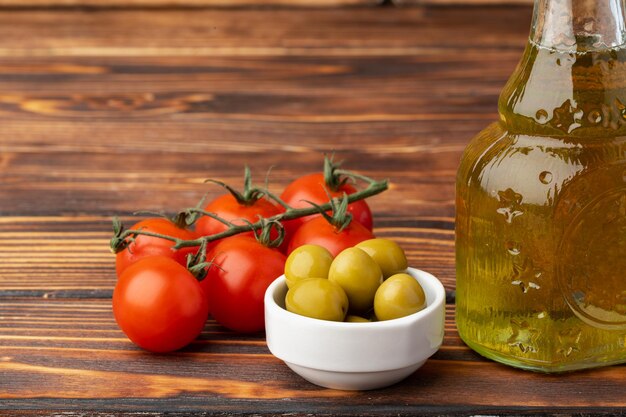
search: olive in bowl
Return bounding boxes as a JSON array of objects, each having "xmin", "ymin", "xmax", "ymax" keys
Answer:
[{"xmin": 264, "ymin": 267, "xmax": 445, "ymax": 390}]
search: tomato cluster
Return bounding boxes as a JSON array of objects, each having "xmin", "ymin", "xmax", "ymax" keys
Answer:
[{"xmin": 112, "ymin": 166, "xmax": 376, "ymax": 352}]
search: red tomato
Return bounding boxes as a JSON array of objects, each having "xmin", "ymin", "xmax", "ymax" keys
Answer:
[
  {"xmin": 205, "ymin": 236, "xmax": 286, "ymax": 333},
  {"xmin": 287, "ymin": 216, "xmax": 375, "ymax": 257},
  {"xmin": 115, "ymin": 218, "xmax": 198, "ymax": 277},
  {"xmin": 280, "ymin": 173, "xmax": 373, "ymax": 244},
  {"xmin": 197, "ymin": 274, "xmax": 212, "ymax": 312},
  {"xmin": 195, "ymin": 194, "xmax": 284, "ymax": 239},
  {"xmin": 112, "ymin": 256, "xmax": 209, "ymax": 352}
]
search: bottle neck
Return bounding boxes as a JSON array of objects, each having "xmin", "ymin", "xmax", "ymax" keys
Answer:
[
  {"xmin": 498, "ymin": 0, "xmax": 626, "ymax": 138},
  {"xmin": 531, "ymin": 0, "xmax": 626, "ymax": 52}
]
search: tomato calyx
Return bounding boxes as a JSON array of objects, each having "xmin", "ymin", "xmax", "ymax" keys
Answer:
[
  {"xmin": 247, "ymin": 218, "xmax": 286, "ymax": 249},
  {"xmin": 323, "ymin": 154, "xmax": 379, "ymax": 197},
  {"xmin": 206, "ymin": 166, "xmax": 267, "ymax": 207},
  {"xmin": 323, "ymin": 154, "xmax": 352, "ymax": 192},
  {"xmin": 306, "ymin": 193, "xmax": 353, "ymax": 233},
  {"xmin": 171, "ymin": 192, "xmax": 215, "ymax": 229},
  {"xmin": 110, "ymin": 216, "xmax": 178, "ymax": 254},
  {"xmin": 110, "ymin": 217, "xmax": 128, "ymax": 252},
  {"xmin": 185, "ymin": 240, "xmax": 220, "ymax": 281}
]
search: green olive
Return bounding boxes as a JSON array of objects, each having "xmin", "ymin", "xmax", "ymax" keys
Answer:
[
  {"xmin": 345, "ymin": 315, "xmax": 370, "ymax": 323},
  {"xmin": 356, "ymin": 238, "xmax": 408, "ymax": 279},
  {"xmin": 374, "ymin": 273, "xmax": 426, "ymax": 321},
  {"xmin": 284, "ymin": 244, "xmax": 334, "ymax": 289},
  {"xmin": 328, "ymin": 247, "xmax": 383, "ymax": 313},
  {"xmin": 285, "ymin": 278, "xmax": 348, "ymax": 321}
]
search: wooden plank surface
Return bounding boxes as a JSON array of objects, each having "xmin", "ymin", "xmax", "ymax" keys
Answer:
[
  {"xmin": 1, "ymin": 3, "xmax": 624, "ymax": 416},
  {"xmin": 0, "ymin": 7, "xmax": 529, "ymax": 55},
  {"xmin": 0, "ymin": 0, "xmax": 384, "ymax": 7},
  {"xmin": 0, "ymin": 0, "xmax": 532, "ymax": 8},
  {"xmin": 2, "ymin": 301, "xmax": 626, "ymax": 414}
]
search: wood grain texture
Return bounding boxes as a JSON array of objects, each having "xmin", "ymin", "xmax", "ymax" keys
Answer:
[
  {"xmin": 0, "ymin": 0, "xmax": 383, "ymax": 7},
  {"xmin": 0, "ymin": 6, "xmax": 528, "ymax": 221},
  {"xmin": 0, "ymin": 7, "xmax": 529, "ymax": 55},
  {"xmin": 2, "ymin": 4, "xmax": 623, "ymax": 416},
  {"xmin": 1, "ymin": 301, "xmax": 626, "ymax": 414},
  {"xmin": 0, "ymin": 0, "xmax": 531, "ymax": 8},
  {"xmin": 395, "ymin": 0, "xmax": 532, "ymax": 5}
]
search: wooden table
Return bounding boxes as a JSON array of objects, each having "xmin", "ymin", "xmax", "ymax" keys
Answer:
[{"xmin": 1, "ymin": 2, "xmax": 625, "ymax": 416}]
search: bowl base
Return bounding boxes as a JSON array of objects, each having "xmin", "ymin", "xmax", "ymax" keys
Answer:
[{"xmin": 285, "ymin": 361, "xmax": 426, "ymax": 391}]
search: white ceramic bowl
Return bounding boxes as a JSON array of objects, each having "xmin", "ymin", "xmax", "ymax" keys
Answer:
[{"xmin": 264, "ymin": 267, "xmax": 446, "ymax": 390}]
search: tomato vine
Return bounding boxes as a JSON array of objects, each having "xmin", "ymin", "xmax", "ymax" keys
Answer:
[{"xmin": 110, "ymin": 158, "xmax": 388, "ymax": 256}]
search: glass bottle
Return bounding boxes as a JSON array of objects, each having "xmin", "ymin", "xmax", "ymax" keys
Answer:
[{"xmin": 456, "ymin": 0, "xmax": 626, "ymax": 372}]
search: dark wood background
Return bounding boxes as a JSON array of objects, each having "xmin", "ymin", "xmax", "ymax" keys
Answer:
[
  {"xmin": 1, "ymin": 2, "xmax": 625, "ymax": 416},
  {"xmin": 0, "ymin": 0, "xmax": 534, "ymax": 6}
]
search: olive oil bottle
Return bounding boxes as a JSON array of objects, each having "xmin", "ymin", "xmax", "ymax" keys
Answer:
[{"xmin": 456, "ymin": 0, "xmax": 626, "ymax": 371}]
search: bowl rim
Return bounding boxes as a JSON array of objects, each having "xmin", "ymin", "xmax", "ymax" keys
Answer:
[{"xmin": 264, "ymin": 266, "xmax": 446, "ymax": 330}]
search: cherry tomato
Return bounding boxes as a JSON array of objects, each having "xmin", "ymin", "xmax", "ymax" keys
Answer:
[
  {"xmin": 112, "ymin": 256, "xmax": 209, "ymax": 352},
  {"xmin": 205, "ymin": 236, "xmax": 286, "ymax": 333},
  {"xmin": 287, "ymin": 216, "xmax": 375, "ymax": 257},
  {"xmin": 280, "ymin": 173, "xmax": 373, "ymax": 239},
  {"xmin": 115, "ymin": 218, "xmax": 198, "ymax": 277},
  {"xmin": 195, "ymin": 194, "xmax": 284, "ymax": 240}
]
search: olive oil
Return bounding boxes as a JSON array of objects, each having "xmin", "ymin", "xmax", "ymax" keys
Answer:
[{"xmin": 456, "ymin": 0, "xmax": 626, "ymax": 371}]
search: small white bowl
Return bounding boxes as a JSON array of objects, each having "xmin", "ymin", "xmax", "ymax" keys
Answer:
[{"xmin": 264, "ymin": 267, "xmax": 445, "ymax": 390}]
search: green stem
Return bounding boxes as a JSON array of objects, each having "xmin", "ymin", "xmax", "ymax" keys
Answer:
[
  {"xmin": 253, "ymin": 188, "xmax": 293, "ymax": 210},
  {"xmin": 205, "ymin": 166, "xmax": 265, "ymax": 206},
  {"xmin": 323, "ymin": 153, "xmax": 343, "ymax": 191},
  {"xmin": 335, "ymin": 169, "xmax": 375, "ymax": 184},
  {"xmin": 185, "ymin": 208, "xmax": 236, "ymax": 227},
  {"xmin": 111, "ymin": 175, "xmax": 388, "ymax": 252}
]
